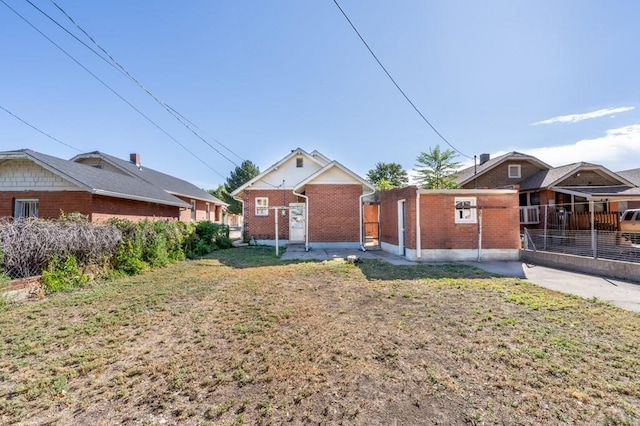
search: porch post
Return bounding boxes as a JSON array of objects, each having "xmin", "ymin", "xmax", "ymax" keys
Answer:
[
  {"xmin": 590, "ymin": 200, "xmax": 596, "ymax": 259},
  {"xmin": 275, "ymin": 207, "xmax": 279, "ymax": 257}
]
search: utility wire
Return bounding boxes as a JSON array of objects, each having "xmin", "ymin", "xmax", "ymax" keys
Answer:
[
  {"xmin": 0, "ymin": 104, "xmax": 83, "ymax": 152},
  {"xmin": 1, "ymin": 0, "xmax": 226, "ymax": 179},
  {"xmin": 331, "ymin": 0, "xmax": 472, "ymax": 160},
  {"xmin": 22, "ymin": 0, "xmax": 243, "ymax": 167}
]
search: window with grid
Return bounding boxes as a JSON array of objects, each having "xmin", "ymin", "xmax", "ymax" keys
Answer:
[
  {"xmin": 255, "ymin": 197, "xmax": 269, "ymax": 216},
  {"xmin": 508, "ymin": 164, "xmax": 521, "ymax": 178},
  {"xmin": 15, "ymin": 199, "xmax": 39, "ymax": 218},
  {"xmin": 455, "ymin": 197, "xmax": 476, "ymax": 223}
]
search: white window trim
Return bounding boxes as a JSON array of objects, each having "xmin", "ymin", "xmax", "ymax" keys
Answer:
[
  {"xmin": 15, "ymin": 198, "xmax": 39, "ymax": 218},
  {"xmin": 190, "ymin": 200, "xmax": 197, "ymax": 221},
  {"xmin": 205, "ymin": 203, "xmax": 210, "ymax": 221},
  {"xmin": 455, "ymin": 197, "xmax": 477, "ymax": 224},
  {"xmin": 508, "ymin": 164, "xmax": 521, "ymax": 179},
  {"xmin": 255, "ymin": 197, "xmax": 269, "ymax": 216}
]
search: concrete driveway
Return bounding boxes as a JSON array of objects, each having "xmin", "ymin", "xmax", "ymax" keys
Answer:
[{"xmin": 281, "ymin": 246, "xmax": 640, "ymax": 313}]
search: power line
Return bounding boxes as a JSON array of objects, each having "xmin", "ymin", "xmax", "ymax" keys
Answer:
[
  {"xmin": 1, "ymin": 0, "xmax": 226, "ymax": 179},
  {"xmin": 40, "ymin": 0, "xmax": 244, "ymax": 166},
  {"xmin": 0, "ymin": 104, "xmax": 83, "ymax": 152},
  {"xmin": 331, "ymin": 0, "xmax": 472, "ymax": 160}
]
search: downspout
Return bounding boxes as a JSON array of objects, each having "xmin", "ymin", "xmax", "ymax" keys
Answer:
[
  {"xmin": 292, "ymin": 188, "xmax": 310, "ymax": 251},
  {"xmin": 416, "ymin": 189, "xmax": 421, "ymax": 258},
  {"xmin": 360, "ymin": 186, "xmax": 376, "ymax": 252}
]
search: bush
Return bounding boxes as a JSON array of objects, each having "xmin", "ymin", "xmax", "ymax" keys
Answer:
[
  {"xmin": 111, "ymin": 239, "xmax": 146, "ymax": 276},
  {"xmin": 42, "ymin": 255, "xmax": 89, "ymax": 293},
  {"xmin": 185, "ymin": 221, "xmax": 231, "ymax": 258},
  {"xmin": 0, "ymin": 217, "xmax": 121, "ymax": 279}
]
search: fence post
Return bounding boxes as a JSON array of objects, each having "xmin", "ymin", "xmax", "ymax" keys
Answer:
[
  {"xmin": 590, "ymin": 200, "xmax": 596, "ymax": 259},
  {"xmin": 543, "ymin": 205, "xmax": 548, "ymax": 251}
]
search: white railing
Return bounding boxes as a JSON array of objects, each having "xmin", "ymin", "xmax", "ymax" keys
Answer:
[{"xmin": 519, "ymin": 206, "xmax": 540, "ymax": 224}]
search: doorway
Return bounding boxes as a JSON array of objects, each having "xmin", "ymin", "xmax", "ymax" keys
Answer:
[{"xmin": 289, "ymin": 203, "xmax": 305, "ymax": 243}]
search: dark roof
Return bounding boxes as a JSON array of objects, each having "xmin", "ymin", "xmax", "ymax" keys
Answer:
[
  {"xmin": 454, "ymin": 151, "xmax": 551, "ymax": 185},
  {"xmin": 1, "ymin": 149, "xmax": 191, "ymax": 208},
  {"xmin": 71, "ymin": 151, "xmax": 227, "ymax": 206},
  {"xmin": 617, "ymin": 168, "xmax": 640, "ymax": 186},
  {"xmin": 519, "ymin": 162, "xmax": 635, "ymax": 191}
]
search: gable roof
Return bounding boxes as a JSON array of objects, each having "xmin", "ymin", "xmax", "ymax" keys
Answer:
[
  {"xmin": 0, "ymin": 149, "xmax": 191, "ymax": 208},
  {"xmin": 617, "ymin": 168, "xmax": 640, "ymax": 186},
  {"xmin": 71, "ymin": 151, "xmax": 227, "ymax": 206},
  {"xmin": 455, "ymin": 151, "xmax": 551, "ymax": 186},
  {"xmin": 293, "ymin": 160, "xmax": 376, "ymax": 193},
  {"xmin": 519, "ymin": 162, "xmax": 636, "ymax": 191},
  {"xmin": 231, "ymin": 148, "xmax": 329, "ymax": 196}
]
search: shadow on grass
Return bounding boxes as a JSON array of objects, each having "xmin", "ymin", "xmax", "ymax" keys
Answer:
[
  {"xmin": 356, "ymin": 259, "xmax": 500, "ymax": 281},
  {"xmin": 199, "ymin": 246, "xmax": 503, "ymax": 282}
]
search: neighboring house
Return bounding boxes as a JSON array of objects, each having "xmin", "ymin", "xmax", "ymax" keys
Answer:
[
  {"xmin": 617, "ymin": 168, "xmax": 640, "ymax": 209},
  {"xmin": 231, "ymin": 148, "xmax": 376, "ymax": 249},
  {"xmin": 455, "ymin": 152, "xmax": 640, "ymax": 230},
  {"xmin": 0, "ymin": 149, "xmax": 226, "ymax": 223},
  {"xmin": 379, "ymin": 186, "xmax": 520, "ymax": 261},
  {"xmin": 71, "ymin": 151, "xmax": 227, "ymax": 222}
]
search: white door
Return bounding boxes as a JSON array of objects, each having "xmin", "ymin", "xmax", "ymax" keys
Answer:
[{"xmin": 289, "ymin": 203, "xmax": 305, "ymax": 242}]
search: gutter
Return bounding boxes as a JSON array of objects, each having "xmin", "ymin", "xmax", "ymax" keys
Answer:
[
  {"xmin": 359, "ymin": 186, "xmax": 376, "ymax": 252},
  {"xmin": 292, "ymin": 188, "xmax": 310, "ymax": 251}
]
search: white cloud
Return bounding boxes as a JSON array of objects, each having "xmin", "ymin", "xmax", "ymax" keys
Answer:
[
  {"xmin": 531, "ymin": 106, "xmax": 635, "ymax": 125},
  {"xmin": 499, "ymin": 124, "xmax": 640, "ymax": 171}
]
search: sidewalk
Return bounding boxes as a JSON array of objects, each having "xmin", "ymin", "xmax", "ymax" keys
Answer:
[{"xmin": 280, "ymin": 246, "xmax": 640, "ymax": 312}]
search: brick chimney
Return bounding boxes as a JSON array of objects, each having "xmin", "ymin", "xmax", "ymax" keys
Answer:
[
  {"xmin": 479, "ymin": 153, "xmax": 490, "ymax": 165},
  {"xmin": 130, "ymin": 153, "xmax": 141, "ymax": 167}
]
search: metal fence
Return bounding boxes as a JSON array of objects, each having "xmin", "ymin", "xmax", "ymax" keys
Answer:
[{"xmin": 523, "ymin": 228, "xmax": 640, "ymax": 264}]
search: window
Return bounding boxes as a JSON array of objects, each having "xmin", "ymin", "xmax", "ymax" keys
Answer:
[
  {"xmin": 255, "ymin": 197, "xmax": 269, "ymax": 216},
  {"xmin": 455, "ymin": 197, "xmax": 476, "ymax": 223},
  {"xmin": 508, "ymin": 164, "xmax": 521, "ymax": 179},
  {"xmin": 190, "ymin": 200, "xmax": 196, "ymax": 221},
  {"xmin": 296, "ymin": 157, "xmax": 303, "ymax": 168},
  {"xmin": 205, "ymin": 203, "xmax": 210, "ymax": 221},
  {"xmin": 14, "ymin": 199, "xmax": 39, "ymax": 218}
]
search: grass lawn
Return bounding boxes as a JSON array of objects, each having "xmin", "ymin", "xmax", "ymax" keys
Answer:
[{"xmin": 1, "ymin": 246, "xmax": 639, "ymax": 425}]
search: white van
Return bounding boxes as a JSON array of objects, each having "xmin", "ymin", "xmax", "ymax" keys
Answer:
[{"xmin": 620, "ymin": 209, "xmax": 640, "ymax": 232}]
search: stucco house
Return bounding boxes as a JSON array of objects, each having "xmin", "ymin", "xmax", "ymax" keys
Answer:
[
  {"xmin": 379, "ymin": 186, "xmax": 520, "ymax": 261},
  {"xmin": 455, "ymin": 152, "xmax": 640, "ymax": 230},
  {"xmin": 0, "ymin": 149, "xmax": 226, "ymax": 222},
  {"xmin": 231, "ymin": 148, "xmax": 376, "ymax": 249}
]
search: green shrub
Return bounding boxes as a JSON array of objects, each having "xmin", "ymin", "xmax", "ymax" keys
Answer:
[
  {"xmin": 42, "ymin": 255, "xmax": 89, "ymax": 293},
  {"xmin": 111, "ymin": 240, "xmax": 146, "ymax": 276},
  {"xmin": 185, "ymin": 221, "xmax": 231, "ymax": 258}
]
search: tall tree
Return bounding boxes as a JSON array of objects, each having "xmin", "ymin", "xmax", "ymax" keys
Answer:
[
  {"xmin": 214, "ymin": 160, "xmax": 260, "ymax": 215},
  {"xmin": 366, "ymin": 162, "xmax": 409, "ymax": 190},
  {"xmin": 415, "ymin": 145, "xmax": 461, "ymax": 189}
]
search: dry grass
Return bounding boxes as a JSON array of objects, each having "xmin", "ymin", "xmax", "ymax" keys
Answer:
[{"xmin": 0, "ymin": 246, "xmax": 639, "ymax": 425}]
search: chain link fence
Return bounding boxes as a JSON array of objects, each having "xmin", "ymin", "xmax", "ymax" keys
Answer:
[{"xmin": 523, "ymin": 228, "xmax": 640, "ymax": 264}]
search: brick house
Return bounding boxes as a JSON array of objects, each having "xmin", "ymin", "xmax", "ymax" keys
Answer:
[
  {"xmin": 455, "ymin": 152, "xmax": 640, "ymax": 230},
  {"xmin": 379, "ymin": 186, "xmax": 520, "ymax": 261},
  {"xmin": 231, "ymin": 148, "xmax": 376, "ymax": 249},
  {"xmin": 71, "ymin": 151, "xmax": 227, "ymax": 222},
  {"xmin": 0, "ymin": 149, "xmax": 226, "ymax": 222}
]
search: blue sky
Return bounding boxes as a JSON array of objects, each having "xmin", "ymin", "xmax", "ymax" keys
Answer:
[{"xmin": 2, "ymin": 0, "xmax": 639, "ymax": 189}]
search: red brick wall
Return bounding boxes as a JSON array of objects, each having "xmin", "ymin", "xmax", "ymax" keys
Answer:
[
  {"xmin": 174, "ymin": 197, "xmax": 219, "ymax": 222},
  {"xmin": 0, "ymin": 190, "xmax": 93, "ymax": 219},
  {"xmin": 306, "ymin": 184, "xmax": 362, "ymax": 242},
  {"xmin": 241, "ymin": 189, "xmax": 302, "ymax": 240},
  {"xmin": 419, "ymin": 193, "xmax": 520, "ymax": 250},
  {"xmin": 379, "ymin": 186, "xmax": 417, "ymax": 248},
  {"xmin": 380, "ymin": 189, "xmax": 520, "ymax": 251},
  {"xmin": 0, "ymin": 191, "xmax": 180, "ymax": 222},
  {"xmin": 91, "ymin": 195, "xmax": 179, "ymax": 223}
]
